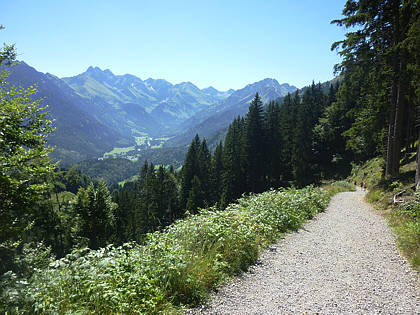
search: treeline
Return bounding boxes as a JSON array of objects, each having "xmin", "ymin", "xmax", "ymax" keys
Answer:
[
  {"xmin": 330, "ymin": 0, "xmax": 420, "ymax": 182},
  {"xmin": 179, "ymin": 84, "xmax": 343, "ymax": 211},
  {"xmin": 73, "ymin": 146, "xmax": 187, "ymax": 185},
  {"xmin": 109, "ymin": 84, "xmax": 341, "ymax": 247}
]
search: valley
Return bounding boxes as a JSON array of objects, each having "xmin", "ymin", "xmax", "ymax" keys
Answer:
[
  {"xmin": 4, "ymin": 61, "xmax": 297, "ymax": 166},
  {"xmin": 102, "ymin": 136, "xmax": 170, "ymax": 160}
]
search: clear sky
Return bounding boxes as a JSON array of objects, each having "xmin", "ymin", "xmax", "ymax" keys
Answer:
[{"xmin": 2, "ymin": 0, "xmax": 347, "ymax": 90}]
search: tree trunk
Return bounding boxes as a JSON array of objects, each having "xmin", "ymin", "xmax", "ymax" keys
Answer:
[
  {"xmin": 385, "ymin": 1, "xmax": 402, "ymax": 178},
  {"xmin": 416, "ymin": 128, "xmax": 420, "ymax": 189},
  {"xmin": 386, "ymin": 107, "xmax": 396, "ymax": 177},
  {"xmin": 416, "ymin": 101, "xmax": 420, "ymax": 189},
  {"xmin": 391, "ymin": 67, "xmax": 406, "ymax": 176}
]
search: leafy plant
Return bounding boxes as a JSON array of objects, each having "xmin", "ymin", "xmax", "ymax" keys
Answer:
[{"xmin": 2, "ymin": 186, "xmax": 331, "ymax": 314}]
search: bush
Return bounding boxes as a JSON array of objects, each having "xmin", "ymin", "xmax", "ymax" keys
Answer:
[
  {"xmin": 388, "ymin": 196, "xmax": 420, "ymax": 269},
  {"xmin": 2, "ymin": 186, "xmax": 330, "ymax": 314}
]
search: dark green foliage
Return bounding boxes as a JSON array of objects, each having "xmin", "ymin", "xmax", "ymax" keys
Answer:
[
  {"xmin": 73, "ymin": 146, "xmax": 187, "ymax": 185},
  {"xmin": 186, "ymin": 175, "xmax": 205, "ymax": 213},
  {"xmin": 72, "ymin": 180, "xmax": 116, "ymax": 249},
  {"xmin": 331, "ymin": 0, "xmax": 420, "ymax": 178},
  {"xmin": 211, "ymin": 141, "xmax": 224, "ymax": 204},
  {"xmin": 180, "ymin": 135, "xmax": 214, "ymax": 213},
  {"xmin": 181, "ymin": 135, "xmax": 202, "ymax": 209},
  {"xmin": 245, "ymin": 93, "xmax": 267, "ymax": 192},
  {"xmin": 220, "ymin": 117, "xmax": 247, "ymax": 208},
  {"xmin": 112, "ymin": 161, "xmax": 180, "ymax": 244},
  {"xmin": 265, "ymin": 100, "xmax": 283, "ymax": 188},
  {"xmin": 217, "ymin": 87, "xmax": 342, "ymax": 202}
]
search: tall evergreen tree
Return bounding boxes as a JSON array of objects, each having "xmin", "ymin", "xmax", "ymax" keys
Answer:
[
  {"xmin": 278, "ymin": 92, "xmax": 298, "ymax": 184},
  {"xmin": 265, "ymin": 100, "xmax": 283, "ymax": 188},
  {"xmin": 245, "ymin": 93, "xmax": 266, "ymax": 193},
  {"xmin": 332, "ymin": 0, "xmax": 418, "ymax": 178},
  {"xmin": 181, "ymin": 135, "xmax": 201, "ymax": 210},
  {"xmin": 197, "ymin": 138, "xmax": 212, "ymax": 205},
  {"xmin": 186, "ymin": 175, "xmax": 205, "ymax": 214},
  {"xmin": 211, "ymin": 141, "xmax": 224, "ymax": 205},
  {"xmin": 73, "ymin": 180, "xmax": 116, "ymax": 249},
  {"xmin": 220, "ymin": 117, "xmax": 247, "ymax": 208}
]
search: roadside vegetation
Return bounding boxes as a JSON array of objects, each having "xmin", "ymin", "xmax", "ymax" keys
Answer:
[
  {"xmin": 351, "ymin": 156, "xmax": 420, "ymax": 270},
  {"xmin": 0, "ymin": 185, "xmax": 354, "ymax": 314}
]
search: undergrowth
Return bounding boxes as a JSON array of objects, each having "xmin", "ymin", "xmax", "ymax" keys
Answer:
[
  {"xmin": 388, "ymin": 195, "xmax": 420, "ymax": 269},
  {"xmin": 1, "ymin": 186, "xmax": 335, "ymax": 314},
  {"xmin": 351, "ymin": 156, "xmax": 420, "ymax": 270}
]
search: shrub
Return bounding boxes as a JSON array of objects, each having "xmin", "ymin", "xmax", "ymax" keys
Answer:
[
  {"xmin": 388, "ymin": 196, "xmax": 420, "ymax": 269},
  {"xmin": 2, "ymin": 186, "xmax": 330, "ymax": 314}
]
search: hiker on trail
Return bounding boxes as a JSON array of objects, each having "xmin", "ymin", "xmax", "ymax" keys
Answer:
[
  {"xmin": 354, "ymin": 180, "xmax": 357, "ymax": 186},
  {"xmin": 360, "ymin": 181, "xmax": 364, "ymax": 190},
  {"xmin": 364, "ymin": 182, "xmax": 367, "ymax": 191}
]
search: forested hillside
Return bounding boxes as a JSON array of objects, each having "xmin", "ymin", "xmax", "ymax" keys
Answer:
[{"xmin": 3, "ymin": 62, "xmax": 133, "ymax": 164}]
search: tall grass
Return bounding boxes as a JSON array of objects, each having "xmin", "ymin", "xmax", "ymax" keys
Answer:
[
  {"xmin": 1, "ymin": 186, "xmax": 332, "ymax": 314},
  {"xmin": 388, "ymin": 195, "xmax": 420, "ymax": 269}
]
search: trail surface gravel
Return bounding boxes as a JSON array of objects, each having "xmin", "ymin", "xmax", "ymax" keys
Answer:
[{"xmin": 188, "ymin": 190, "xmax": 419, "ymax": 314}]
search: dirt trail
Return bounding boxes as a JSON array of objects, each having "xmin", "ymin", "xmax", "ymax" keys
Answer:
[{"xmin": 188, "ymin": 190, "xmax": 419, "ymax": 314}]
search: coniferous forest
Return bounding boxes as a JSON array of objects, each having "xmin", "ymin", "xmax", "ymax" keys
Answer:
[{"xmin": 1, "ymin": 0, "xmax": 419, "ymax": 313}]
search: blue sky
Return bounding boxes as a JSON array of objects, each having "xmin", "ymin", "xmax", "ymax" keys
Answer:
[{"xmin": 2, "ymin": 0, "xmax": 347, "ymax": 90}]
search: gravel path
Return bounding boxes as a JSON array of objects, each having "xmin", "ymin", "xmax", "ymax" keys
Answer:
[{"xmin": 188, "ymin": 190, "xmax": 419, "ymax": 314}]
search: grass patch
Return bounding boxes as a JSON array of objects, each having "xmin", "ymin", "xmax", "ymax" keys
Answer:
[
  {"xmin": 2, "ymin": 186, "xmax": 334, "ymax": 314},
  {"xmin": 388, "ymin": 200, "xmax": 420, "ymax": 269},
  {"xmin": 135, "ymin": 136, "xmax": 149, "ymax": 145},
  {"xmin": 322, "ymin": 180, "xmax": 356, "ymax": 195},
  {"xmin": 103, "ymin": 146, "xmax": 135, "ymax": 158}
]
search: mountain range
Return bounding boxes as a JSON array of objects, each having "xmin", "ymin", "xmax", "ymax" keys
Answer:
[
  {"xmin": 4, "ymin": 62, "xmax": 133, "ymax": 165},
  {"xmin": 5, "ymin": 62, "xmax": 298, "ymax": 165},
  {"xmin": 62, "ymin": 66, "xmax": 232, "ymax": 135}
]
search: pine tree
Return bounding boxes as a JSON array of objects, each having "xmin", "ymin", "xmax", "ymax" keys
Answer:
[
  {"xmin": 265, "ymin": 100, "xmax": 282, "ymax": 188},
  {"xmin": 220, "ymin": 117, "xmax": 247, "ymax": 208},
  {"xmin": 245, "ymin": 93, "xmax": 266, "ymax": 193},
  {"xmin": 73, "ymin": 180, "xmax": 116, "ymax": 249},
  {"xmin": 211, "ymin": 141, "xmax": 224, "ymax": 205},
  {"xmin": 186, "ymin": 175, "xmax": 204, "ymax": 214},
  {"xmin": 181, "ymin": 135, "xmax": 201, "ymax": 210},
  {"xmin": 197, "ymin": 138, "xmax": 212, "ymax": 205},
  {"xmin": 332, "ymin": 0, "xmax": 417, "ymax": 178},
  {"xmin": 292, "ymin": 89, "xmax": 315, "ymax": 186}
]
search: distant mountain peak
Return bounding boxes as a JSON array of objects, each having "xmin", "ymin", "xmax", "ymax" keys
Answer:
[
  {"xmin": 175, "ymin": 81, "xmax": 197, "ymax": 88},
  {"xmin": 202, "ymin": 86, "xmax": 218, "ymax": 94},
  {"xmin": 87, "ymin": 66, "xmax": 102, "ymax": 72},
  {"xmin": 103, "ymin": 69, "xmax": 114, "ymax": 76},
  {"xmin": 85, "ymin": 66, "xmax": 114, "ymax": 78}
]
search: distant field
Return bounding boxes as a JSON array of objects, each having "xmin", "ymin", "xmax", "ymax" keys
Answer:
[
  {"xmin": 103, "ymin": 146, "xmax": 135, "ymax": 157},
  {"xmin": 135, "ymin": 136, "xmax": 149, "ymax": 145},
  {"xmin": 119, "ymin": 175, "xmax": 139, "ymax": 186}
]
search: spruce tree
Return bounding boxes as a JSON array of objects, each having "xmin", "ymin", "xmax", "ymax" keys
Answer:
[
  {"xmin": 181, "ymin": 135, "xmax": 201, "ymax": 210},
  {"xmin": 211, "ymin": 141, "xmax": 224, "ymax": 205},
  {"xmin": 186, "ymin": 175, "xmax": 204, "ymax": 214},
  {"xmin": 198, "ymin": 138, "xmax": 212, "ymax": 205},
  {"xmin": 265, "ymin": 101, "xmax": 282, "ymax": 188},
  {"xmin": 245, "ymin": 93, "xmax": 266, "ymax": 193},
  {"xmin": 332, "ymin": 0, "xmax": 418, "ymax": 178}
]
